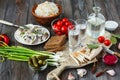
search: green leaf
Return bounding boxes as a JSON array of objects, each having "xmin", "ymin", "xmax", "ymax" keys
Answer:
[
  {"xmin": 111, "ymin": 34, "xmax": 120, "ymax": 39},
  {"xmin": 87, "ymin": 44, "xmax": 99, "ymax": 49},
  {"xmin": 110, "ymin": 36, "xmax": 117, "ymax": 44}
]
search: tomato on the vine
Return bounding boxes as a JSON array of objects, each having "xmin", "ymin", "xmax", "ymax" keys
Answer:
[
  {"xmin": 104, "ymin": 39, "xmax": 111, "ymax": 46},
  {"xmin": 98, "ymin": 36, "xmax": 105, "ymax": 43}
]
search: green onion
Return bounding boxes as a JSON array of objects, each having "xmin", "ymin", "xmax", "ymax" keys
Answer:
[
  {"xmin": 47, "ymin": 62, "xmax": 60, "ymax": 66},
  {"xmin": 0, "ymin": 46, "xmax": 60, "ymax": 66},
  {"xmin": 0, "ymin": 46, "xmax": 57, "ymax": 61}
]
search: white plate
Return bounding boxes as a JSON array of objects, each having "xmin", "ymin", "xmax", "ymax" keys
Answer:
[{"xmin": 14, "ymin": 24, "xmax": 50, "ymax": 45}]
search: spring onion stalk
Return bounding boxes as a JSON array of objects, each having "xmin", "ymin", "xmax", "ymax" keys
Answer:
[
  {"xmin": 47, "ymin": 62, "xmax": 60, "ymax": 66},
  {"xmin": 0, "ymin": 46, "xmax": 54, "ymax": 56},
  {"xmin": 8, "ymin": 56, "xmax": 28, "ymax": 61},
  {"xmin": 0, "ymin": 46, "xmax": 58, "ymax": 62},
  {"xmin": 46, "ymin": 59, "xmax": 59, "ymax": 62}
]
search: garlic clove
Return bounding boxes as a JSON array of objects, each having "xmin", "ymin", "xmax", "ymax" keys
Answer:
[
  {"xmin": 68, "ymin": 72, "xmax": 75, "ymax": 80},
  {"xmin": 77, "ymin": 69, "xmax": 87, "ymax": 77},
  {"xmin": 106, "ymin": 69, "xmax": 116, "ymax": 76},
  {"xmin": 118, "ymin": 43, "xmax": 120, "ymax": 50}
]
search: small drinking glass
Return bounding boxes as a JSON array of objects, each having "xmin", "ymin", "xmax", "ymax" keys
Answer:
[
  {"xmin": 76, "ymin": 19, "xmax": 87, "ymax": 39},
  {"xmin": 68, "ymin": 25, "xmax": 80, "ymax": 53}
]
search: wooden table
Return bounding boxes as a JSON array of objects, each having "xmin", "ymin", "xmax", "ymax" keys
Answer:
[{"xmin": 0, "ymin": 0, "xmax": 120, "ymax": 80}]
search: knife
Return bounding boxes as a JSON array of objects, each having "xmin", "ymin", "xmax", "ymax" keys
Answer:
[
  {"xmin": 103, "ymin": 46, "xmax": 120, "ymax": 58},
  {"xmin": 0, "ymin": 20, "xmax": 29, "ymax": 29}
]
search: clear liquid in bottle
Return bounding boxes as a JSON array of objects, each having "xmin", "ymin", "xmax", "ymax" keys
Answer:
[{"xmin": 86, "ymin": 7, "xmax": 105, "ymax": 38}]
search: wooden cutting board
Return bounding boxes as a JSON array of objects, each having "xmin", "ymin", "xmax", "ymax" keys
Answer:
[
  {"xmin": 47, "ymin": 49, "xmax": 97, "ymax": 80},
  {"xmin": 47, "ymin": 31, "xmax": 111, "ymax": 80}
]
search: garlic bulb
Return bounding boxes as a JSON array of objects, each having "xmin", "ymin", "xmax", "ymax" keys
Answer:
[
  {"xmin": 77, "ymin": 69, "xmax": 87, "ymax": 77},
  {"xmin": 106, "ymin": 69, "xmax": 116, "ymax": 76}
]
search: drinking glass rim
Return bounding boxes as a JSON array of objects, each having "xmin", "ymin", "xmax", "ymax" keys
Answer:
[{"xmin": 75, "ymin": 19, "xmax": 87, "ymax": 24}]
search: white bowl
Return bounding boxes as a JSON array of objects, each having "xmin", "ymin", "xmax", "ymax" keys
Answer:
[{"xmin": 105, "ymin": 21, "xmax": 118, "ymax": 31}]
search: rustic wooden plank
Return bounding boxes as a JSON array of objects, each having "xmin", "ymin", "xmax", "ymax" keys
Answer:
[
  {"xmin": 1, "ymin": 0, "xmax": 19, "ymax": 45},
  {"xmin": 85, "ymin": 0, "xmax": 94, "ymax": 14},
  {"xmin": 0, "ymin": 0, "xmax": 23, "ymax": 80},
  {"xmin": 0, "ymin": 0, "xmax": 32, "ymax": 80},
  {"xmin": 78, "ymin": 0, "xmax": 87, "ymax": 19},
  {"xmin": 0, "ymin": 0, "xmax": 8, "ymax": 33},
  {"xmin": 70, "ymin": 0, "xmax": 81, "ymax": 20},
  {"xmin": 95, "ymin": 0, "xmax": 108, "ymax": 19},
  {"xmin": 0, "ymin": 0, "xmax": 9, "ymax": 76},
  {"xmin": 104, "ymin": 0, "xmax": 120, "ymax": 22},
  {"xmin": 115, "ymin": 0, "xmax": 120, "ymax": 18},
  {"xmin": 0, "ymin": 0, "xmax": 120, "ymax": 80},
  {"xmin": 0, "ymin": 1, "xmax": 19, "ymax": 80},
  {"xmin": 14, "ymin": 0, "xmax": 30, "ymax": 46},
  {"xmin": 61, "ymin": 0, "xmax": 73, "ymax": 18}
]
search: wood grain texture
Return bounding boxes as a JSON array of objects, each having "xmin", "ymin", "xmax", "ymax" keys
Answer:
[{"xmin": 0, "ymin": 0, "xmax": 120, "ymax": 80}]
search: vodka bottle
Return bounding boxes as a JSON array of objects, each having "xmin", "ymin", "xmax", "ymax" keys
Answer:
[{"xmin": 86, "ymin": 7, "xmax": 105, "ymax": 38}]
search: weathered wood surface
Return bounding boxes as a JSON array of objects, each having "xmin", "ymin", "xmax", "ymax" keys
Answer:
[{"xmin": 0, "ymin": 0, "xmax": 120, "ymax": 80}]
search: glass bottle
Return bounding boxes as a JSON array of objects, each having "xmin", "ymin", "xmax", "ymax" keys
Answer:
[{"xmin": 86, "ymin": 7, "xmax": 105, "ymax": 38}]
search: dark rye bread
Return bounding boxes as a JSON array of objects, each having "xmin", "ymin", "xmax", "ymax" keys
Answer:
[
  {"xmin": 44, "ymin": 35, "xmax": 66, "ymax": 50},
  {"xmin": 46, "ymin": 45, "xmax": 65, "ymax": 52}
]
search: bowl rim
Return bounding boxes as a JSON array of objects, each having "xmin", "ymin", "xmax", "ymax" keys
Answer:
[
  {"xmin": 32, "ymin": 4, "xmax": 62, "ymax": 19},
  {"xmin": 51, "ymin": 18, "xmax": 76, "ymax": 31},
  {"xmin": 105, "ymin": 20, "xmax": 118, "ymax": 29},
  {"xmin": 29, "ymin": 60, "xmax": 48, "ymax": 71},
  {"xmin": 102, "ymin": 54, "xmax": 118, "ymax": 65}
]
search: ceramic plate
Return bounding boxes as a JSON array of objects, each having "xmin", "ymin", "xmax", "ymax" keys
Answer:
[{"xmin": 14, "ymin": 24, "xmax": 50, "ymax": 45}]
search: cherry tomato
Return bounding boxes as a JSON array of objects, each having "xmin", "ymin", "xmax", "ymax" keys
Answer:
[
  {"xmin": 65, "ymin": 21, "xmax": 70, "ymax": 26},
  {"xmin": 53, "ymin": 24, "xmax": 58, "ymax": 31},
  {"xmin": 68, "ymin": 25, "xmax": 74, "ymax": 30},
  {"xmin": 98, "ymin": 36, "xmax": 105, "ymax": 43},
  {"xmin": 53, "ymin": 24, "xmax": 61, "ymax": 31},
  {"xmin": 57, "ymin": 31, "xmax": 63, "ymax": 35},
  {"xmin": 68, "ymin": 22, "xmax": 72, "ymax": 25},
  {"xmin": 56, "ymin": 26, "xmax": 61, "ymax": 31},
  {"xmin": 104, "ymin": 39, "xmax": 111, "ymax": 46},
  {"xmin": 53, "ymin": 18, "xmax": 74, "ymax": 36},
  {"xmin": 61, "ymin": 25, "xmax": 68, "ymax": 33},
  {"xmin": 56, "ymin": 20, "xmax": 62, "ymax": 26},
  {"xmin": 62, "ymin": 18, "xmax": 68, "ymax": 23}
]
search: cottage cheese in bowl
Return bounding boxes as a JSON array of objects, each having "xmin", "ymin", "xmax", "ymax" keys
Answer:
[{"xmin": 35, "ymin": 1, "xmax": 59, "ymax": 17}]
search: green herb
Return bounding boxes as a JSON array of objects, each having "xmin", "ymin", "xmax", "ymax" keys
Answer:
[
  {"xmin": 111, "ymin": 34, "xmax": 120, "ymax": 38},
  {"xmin": 110, "ymin": 36, "xmax": 117, "ymax": 44},
  {"xmin": 110, "ymin": 34, "xmax": 120, "ymax": 44},
  {"xmin": 87, "ymin": 44, "xmax": 99, "ymax": 49}
]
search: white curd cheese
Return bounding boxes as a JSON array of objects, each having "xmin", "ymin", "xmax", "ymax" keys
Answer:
[{"xmin": 35, "ymin": 1, "xmax": 59, "ymax": 17}]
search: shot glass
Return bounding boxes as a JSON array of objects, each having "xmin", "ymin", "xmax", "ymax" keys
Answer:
[
  {"xmin": 68, "ymin": 25, "xmax": 80, "ymax": 53},
  {"xmin": 76, "ymin": 19, "xmax": 87, "ymax": 39}
]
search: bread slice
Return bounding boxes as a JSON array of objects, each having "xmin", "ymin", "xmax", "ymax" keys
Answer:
[
  {"xmin": 44, "ymin": 35, "xmax": 66, "ymax": 49},
  {"xmin": 46, "ymin": 45, "xmax": 65, "ymax": 52}
]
